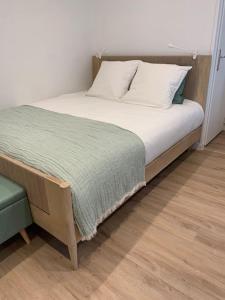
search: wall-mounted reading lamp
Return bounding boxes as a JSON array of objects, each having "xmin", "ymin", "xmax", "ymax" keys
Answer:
[{"xmin": 168, "ymin": 43, "xmax": 198, "ymax": 60}]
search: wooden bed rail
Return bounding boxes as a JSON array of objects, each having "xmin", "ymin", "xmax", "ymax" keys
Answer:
[
  {"xmin": 0, "ymin": 126, "xmax": 201, "ymax": 270},
  {"xmin": 0, "ymin": 154, "xmax": 80, "ymax": 269},
  {"xmin": 145, "ymin": 127, "xmax": 202, "ymax": 182}
]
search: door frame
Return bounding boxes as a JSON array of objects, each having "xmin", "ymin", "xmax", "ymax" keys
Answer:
[{"xmin": 201, "ymin": 0, "xmax": 225, "ymax": 146}]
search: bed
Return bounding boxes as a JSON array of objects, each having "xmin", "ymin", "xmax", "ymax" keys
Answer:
[{"xmin": 0, "ymin": 55, "xmax": 211, "ymax": 269}]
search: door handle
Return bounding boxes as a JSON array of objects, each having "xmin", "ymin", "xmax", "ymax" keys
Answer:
[{"xmin": 217, "ymin": 49, "xmax": 225, "ymax": 71}]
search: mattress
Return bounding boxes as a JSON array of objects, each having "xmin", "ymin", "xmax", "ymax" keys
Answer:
[{"xmin": 32, "ymin": 92, "xmax": 204, "ymax": 165}]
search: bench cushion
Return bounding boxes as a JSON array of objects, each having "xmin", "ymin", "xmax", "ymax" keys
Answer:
[{"xmin": 0, "ymin": 175, "xmax": 26, "ymax": 210}]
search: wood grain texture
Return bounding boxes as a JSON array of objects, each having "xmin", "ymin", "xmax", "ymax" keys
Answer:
[
  {"xmin": 145, "ymin": 127, "xmax": 202, "ymax": 182},
  {"xmin": 0, "ymin": 132, "xmax": 225, "ymax": 299},
  {"xmin": 0, "ymin": 154, "xmax": 79, "ymax": 269},
  {"xmin": 93, "ymin": 55, "xmax": 211, "ymax": 109},
  {"xmin": 0, "ymin": 155, "xmax": 51, "ymax": 213}
]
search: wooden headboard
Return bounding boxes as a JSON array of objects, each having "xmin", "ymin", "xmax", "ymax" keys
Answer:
[{"xmin": 92, "ymin": 55, "xmax": 211, "ymax": 109}]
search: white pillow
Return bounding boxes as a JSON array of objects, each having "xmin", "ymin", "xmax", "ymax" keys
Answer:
[
  {"xmin": 122, "ymin": 62, "xmax": 192, "ymax": 109},
  {"xmin": 86, "ymin": 60, "xmax": 139, "ymax": 101}
]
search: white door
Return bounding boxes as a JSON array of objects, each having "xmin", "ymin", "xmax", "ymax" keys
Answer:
[{"xmin": 205, "ymin": 2, "xmax": 225, "ymax": 145}]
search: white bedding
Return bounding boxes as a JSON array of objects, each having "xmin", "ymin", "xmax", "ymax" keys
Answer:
[{"xmin": 32, "ymin": 92, "xmax": 204, "ymax": 165}]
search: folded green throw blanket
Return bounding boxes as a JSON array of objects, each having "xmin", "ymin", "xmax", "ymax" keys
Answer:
[{"xmin": 0, "ymin": 106, "xmax": 146, "ymax": 240}]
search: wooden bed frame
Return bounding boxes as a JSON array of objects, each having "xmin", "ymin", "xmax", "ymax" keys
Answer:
[{"xmin": 0, "ymin": 55, "xmax": 211, "ymax": 269}]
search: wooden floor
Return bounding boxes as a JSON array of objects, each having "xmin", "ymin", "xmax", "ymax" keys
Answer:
[{"xmin": 0, "ymin": 132, "xmax": 225, "ymax": 300}]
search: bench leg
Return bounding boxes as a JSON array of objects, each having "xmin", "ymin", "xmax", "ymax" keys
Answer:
[
  {"xmin": 68, "ymin": 244, "xmax": 78, "ymax": 270},
  {"xmin": 20, "ymin": 229, "xmax": 30, "ymax": 244}
]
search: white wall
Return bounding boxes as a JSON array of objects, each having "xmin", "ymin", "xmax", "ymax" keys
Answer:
[
  {"xmin": 0, "ymin": 0, "xmax": 219, "ymax": 110},
  {"xmin": 93, "ymin": 0, "xmax": 218, "ymax": 56},
  {"xmin": 0, "ymin": 0, "xmax": 94, "ymax": 109},
  {"xmin": 92, "ymin": 0, "xmax": 221, "ymax": 147}
]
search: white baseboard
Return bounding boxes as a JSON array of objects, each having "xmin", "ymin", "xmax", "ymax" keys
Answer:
[{"xmin": 192, "ymin": 142, "xmax": 205, "ymax": 151}]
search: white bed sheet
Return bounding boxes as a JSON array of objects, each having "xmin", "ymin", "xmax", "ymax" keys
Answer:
[{"xmin": 32, "ymin": 92, "xmax": 204, "ymax": 165}]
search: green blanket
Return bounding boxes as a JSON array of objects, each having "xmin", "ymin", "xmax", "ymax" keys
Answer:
[{"xmin": 0, "ymin": 106, "xmax": 145, "ymax": 240}]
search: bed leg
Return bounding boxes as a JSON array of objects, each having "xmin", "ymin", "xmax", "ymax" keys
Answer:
[{"xmin": 68, "ymin": 244, "xmax": 78, "ymax": 270}]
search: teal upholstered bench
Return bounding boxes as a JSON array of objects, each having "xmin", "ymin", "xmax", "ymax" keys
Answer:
[{"xmin": 0, "ymin": 175, "xmax": 32, "ymax": 244}]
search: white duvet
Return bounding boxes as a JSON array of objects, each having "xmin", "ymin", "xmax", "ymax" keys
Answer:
[{"xmin": 32, "ymin": 92, "xmax": 204, "ymax": 165}]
